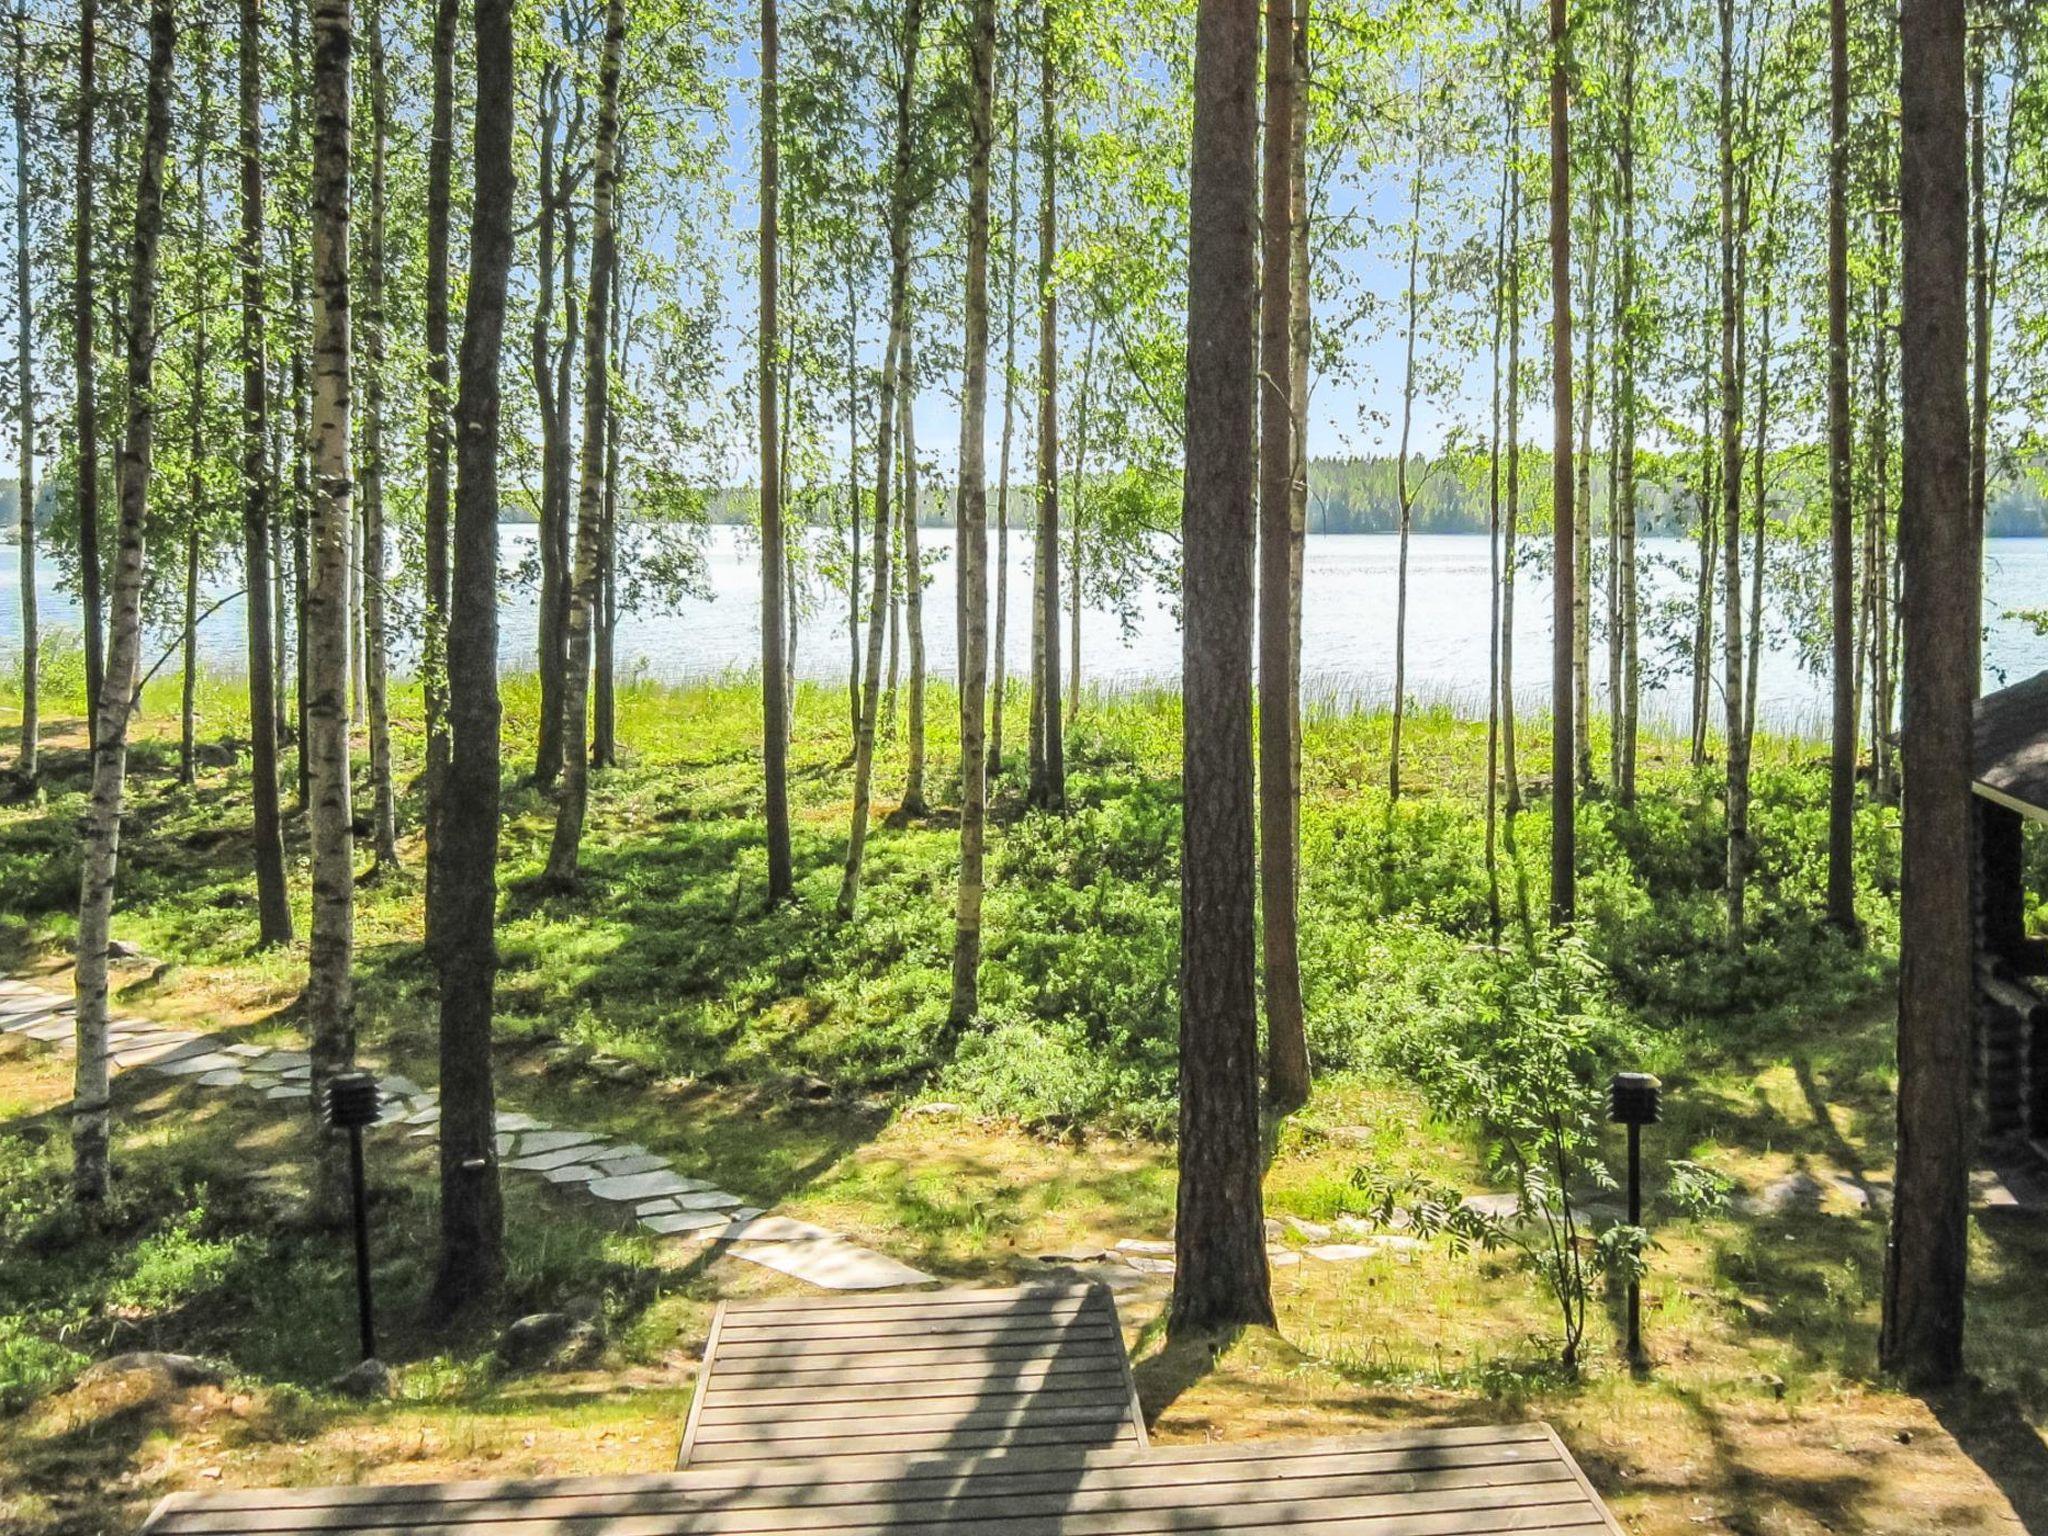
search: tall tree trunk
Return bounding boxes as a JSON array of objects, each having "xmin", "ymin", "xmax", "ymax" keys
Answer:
[
  {"xmin": 1259, "ymin": 0, "xmax": 1308, "ymax": 1108},
  {"xmin": 421, "ymin": 0, "xmax": 455, "ymax": 938},
  {"xmin": 595, "ymin": 277, "xmax": 623, "ymax": 768},
  {"xmin": 1615, "ymin": 1, "xmax": 1638, "ymax": 806},
  {"xmin": 1390, "ymin": 107, "xmax": 1423, "ymax": 805},
  {"xmin": 289, "ymin": 0, "xmax": 311, "ymax": 808},
  {"xmin": 901, "ymin": 328, "xmax": 927, "ymax": 814},
  {"xmin": 304, "ymin": 0, "xmax": 358, "ymax": 1220},
  {"xmin": 1486, "ymin": 75, "xmax": 1507, "ymax": 939},
  {"xmin": 1573, "ymin": 195, "xmax": 1599, "ymax": 793},
  {"xmin": 1173, "ymin": 0, "xmax": 1274, "ymax": 1339},
  {"xmin": 531, "ymin": 75, "xmax": 565, "ymax": 788},
  {"xmin": 757, "ymin": 0, "xmax": 792, "ymax": 903},
  {"xmin": 846, "ymin": 266, "xmax": 861, "ymax": 747},
  {"xmin": 1029, "ymin": 2, "xmax": 1064, "ymax": 813},
  {"xmin": 72, "ymin": 0, "xmax": 174, "ymax": 1205},
  {"xmin": 836, "ymin": 0, "xmax": 923, "ymax": 918},
  {"xmin": 1869, "ymin": 213, "xmax": 1896, "ymax": 802},
  {"xmin": 1547, "ymin": 0, "xmax": 1574, "ymax": 929},
  {"xmin": 1825, "ymin": 0, "xmax": 1855, "ymax": 929},
  {"xmin": 1881, "ymin": 0, "xmax": 1972, "ymax": 1387},
  {"xmin": 73, "ymin": 0, "xmax": 104, "ymax": 739},
  {"xmin": 1718, "ymin": 0, "xmax": 1748, "ymax": 950},
  {"xmin": 1502, "ymin": 97, "xmax": 1521, "ymax": 816},
  {"xmin": 183, "ymin": 68, "xmax": 213, "ymax": 790},
  {"xmin": 239, "ymin": 0, "xmax": 292, "ymax": 947},
  {"xmin": 12, "ymin": 3, "xmax": 33, "ymax": 785},
  {"xmin": 951, "ymin": 0, "xmax": 995, "ymax": 1028},
  {"xmin": 1066, "ymin": 314, "xmax": 1094, "ymax": 723},
  {"xmin": 544, "ymin": 0, "xmax": 622, "ymax": 888},
  {"xmin": 989, "ymin": 40, "xmax": 1020, "ymax": 779},
  {"xmin": 432, "ymin": 0, "xmax": 513, "ymax": 1310},
  {"xmin": 361, "ymin": 0, "xmax": 396, "ymax": 869}
]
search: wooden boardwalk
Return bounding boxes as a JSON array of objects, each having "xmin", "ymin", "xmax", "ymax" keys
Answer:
[
  {"xmin": 677, "ymin": 1283, "xmax": 1148, "ymax": 1467},
  {"xmin": 145, "ymin": 1423, "xmax": 1622, "ymax": 1536}
]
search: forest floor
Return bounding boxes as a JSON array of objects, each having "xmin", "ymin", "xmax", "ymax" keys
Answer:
[{"xmin": 1, "ymin": 669, "xmax": 2046, "ymax": 1535}]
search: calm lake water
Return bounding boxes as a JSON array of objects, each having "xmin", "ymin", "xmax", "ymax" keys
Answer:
[{"xmin": 6, "ymin": 526, "xmax": 2046, "ymax": 738}]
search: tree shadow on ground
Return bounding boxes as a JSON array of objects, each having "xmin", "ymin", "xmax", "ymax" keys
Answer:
[{"xmin": 1932, "ymin": 1383, "xmax": 2048, "ymax": 1535}]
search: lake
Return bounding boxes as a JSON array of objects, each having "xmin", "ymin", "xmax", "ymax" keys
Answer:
[{"xmin": 5, "ymin": 525, "xmax": 2046, "ymax": 738}]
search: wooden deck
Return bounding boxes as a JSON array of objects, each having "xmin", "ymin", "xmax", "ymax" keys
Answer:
[
  {"xmin": 144, "ymin": 1423, "xmax": 1622, "ymax": 1536},
  {"xmin": 677, "ymin": 1283, "xmax": 1148, "ymax": 1467}
]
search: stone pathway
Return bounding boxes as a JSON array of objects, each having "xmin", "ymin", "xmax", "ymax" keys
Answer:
[{"xmin": 0, "ymin": 978, "xmax": 932, "ymax": 1292}]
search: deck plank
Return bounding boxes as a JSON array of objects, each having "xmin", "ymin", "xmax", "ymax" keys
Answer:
[{"xmin": 143, "ymin": 1425, "xmax": 1620, "ymax": 1536}]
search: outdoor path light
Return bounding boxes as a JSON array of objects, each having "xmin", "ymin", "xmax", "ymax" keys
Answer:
[
  {"xmin": 1608, "ymin": 1071, "xmax": 1662, "ymax": 1363},
  {"xmin": 326, "ymin": 1072, "xmax": 382, "ymax": 1363}
]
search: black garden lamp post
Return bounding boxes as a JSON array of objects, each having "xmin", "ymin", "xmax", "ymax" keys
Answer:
[
  {"xmin": 326, "ymin": 1071, "xmax": 382, "ymax": 1362},
  {"xmin": 1607, "ymin": 1071, "xmax": 1661, "ymax": 1362}
]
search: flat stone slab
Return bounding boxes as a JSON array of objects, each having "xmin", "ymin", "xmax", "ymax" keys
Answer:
[
  {"xmin": 584, "ymin": 1171, "xmax": 720, "ymax": 1203},
  {"xmin": 640, "ymin": 1208, "xmax": 740, "ymax": 1236},
  {"xmin": 591, "ymin": 1153, "xmax": 669, "ymax": 1178},
  {"xmin": 726, "ymin": 1236, "xmax": 933, "ymax": 1291},
  {"xmin": 1115, "ymin": 1238, "xmax": 1173, "ymax": 1255},
  {"xmin": 198, "ymin": 1068, "xmax": 246, "ymax": 1088},
  {"xmin": 496, "ymin": 1113, "xmax": 545, "ymax": 1133},
  {"xmin": 504, "ymin": 1145, "xmax": 607, "ymax": 1174},
  {"xmin": 149, "ymin": 1052, "xmax": 248, "ymax": 1078},
  {"xmin": 265, "ymin": 1084, "xmax": 311, "ymax": 1101},
  {"xmin": 543, "ymin": 1163, "xmax": 605, "ymax": 1185},
  {"xmin": 225, "ymin": 1044, "xmax": 271, "ymax": 1058},
  {"xmin": 513, "ymin": 1130, "xmax": 601, "ymax": 1157},
  {"xmin": 702, "ymin": 1214, "xmax": 835, "ymax": 1243}
]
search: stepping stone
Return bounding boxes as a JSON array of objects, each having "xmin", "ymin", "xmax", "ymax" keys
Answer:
[
  {"xmin": 504, "ymin": 1145, "xmax": 608, "ymax": 1174},
  {"xmin": 225, "ymin": 1044, "xmax": 271, "ymax": 1059},
  {"xmin": 584, "ymin": 1171, "xmax": 721, "ymax": 1204},
  {"xmin": 515, "ymin": 1130, "xmax": 602, "ymax": 1157},
  {"xmin": 496, "ymin": 1113, "xmax": 544, "ymax": 1134},
  {"xmin": 1307, "ymin": 1242, "xmax": 1389, "ymax": 1263},
  {"xmin": 1283, "ymin": 1216, "xmax": 1334, "ymax": 1241},
  {"xmin": 119, "ymin": 1037, "xmax": 223, "ymax": 1068},
  {"xmin": 265, "ymin": 1084, "xmax": 311, "ymax": 1101},
  {"xmin": 1120, "ymin": 1255, "xmax": 1174, "ymax": 1275},
  {"xmin": 705, "ymin": 1214, "xmax": 835, "ymax": 1243},
  {"xmin": 727, "ymin": 1236, "xmax": 933, "ymax": 1291},
  {"xmin": 198, "ymin": 1068, "xmax": 246, "ymax": 1088},
  {"xmin": 20, "ymin": 1020, "xmax": 78, "ymax": 1043},
  {"xmin": 404, "ymin": 1106, "xmax": 441, "ymax": 1126},
  {"xmin": 669, "ymin": 1189, "xmax": 744, "ymax": 1211},
  {"xmin": 264, "ymin": 1050, "xmax": 311, "ymax": 1069},
  {"xmin": 1268, "ymin": 1250, "xmax": 1301, "ymax": 1268},
  {"xmin": 1115, "ymin": 1238, "xmax": 1173, "ymax": 1256},
  {"xmin": 379, "ymin": 1075, "xmax": 423, "ymax": 1098},
  {"xmin": 601, "ymin": 1143, "xmax": 649, "ymax": 1160},
  {"xmin": 640, "ymin": 1208, "xmax": 740, "ymax": 1236},
  {"xmin": 1461, "ymin": 1193, "xmax": 1523, "ymax": 1220},
  {"xmin": 280, "ymin": 1065, "xmax": 312, "ymax": 1081},
  {"xmin": 544, "ymin": 1163, "xmax": 604, "ymax": 1185},
  {"xmin": 592, "ymin": 1154, "xmax": 669, "ymax": 1178},
  {"xmin": 150, "ymin": 1052, "xmax": 247, "ymax": 1078},
  {"xmin": 635, "ymin": 1198, "xmax": 683, "ymax": 1217}
]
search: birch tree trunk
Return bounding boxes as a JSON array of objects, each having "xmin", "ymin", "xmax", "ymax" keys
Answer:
[
  {"xmin": 757, "ymin": 0, "xmax": 792, "ymax": 903},
  {"xmin": 1390, "ymin": 109, "xmax": 1423, "ymax": 805},
  {"xmin": 74, "ymin": 0, "xmax": 105, "ymax": 739},
  {"xmin": 531, "ymin": 74, "xmax": 566, "ymax": 789},
  {"xmin": 1502, "ymin": 96, "xmax": 1521, "ymax": 816},
  {"xmin": 1825, "ymin": 0, "xmax": 1855, "ymax": 931},
  {"xmin": 1881, "ymin": 0, "xmax": 1972, "ymax": 1386},
  {"xmin": 1547, "ymin": 0, "xmax": 1575, "ymax": 927},
  {"xmin": 1259, "ymin": 0, "xmax": 1308, "ymax": 1108},
  {"xmin": 362, "ymin": 0, "xmax": 396, "ymax": 869},
  {"xmin": 1616, "ymin": 1, "xmax": 1639, "ymax": 806},
  {"xmin": 1173, "ymin": 0, "xmax": 1274, "ymax": 1338},
  {"xmin": 545, "ymin": 0, "xmax": 624, "ymax": 888},
  {"xmin": 989, "ymin": 41, "xmax": 1020, "ymax": 779},
  {"xmin": 950, "ymin": 0, "xmax": 995, "ymax": 1028},
  {"xmin": 72, "ymin": 0, "xmax": 175, "ymax": 1206},
  {"xmin": 901, "ymin": 328, "xmax": 927, "ymax": 815},
  {"xmin": 304, "ymin": 0, "xmax": 358, "ymax": 1221},
  {"xmin": 421, "ymin": 0, "xmax": 455, "ymax": 939},
  {"xmin": 1573, "ymin": 198, "xmax": 1599, "ymax": 793},
  {"xmin": 239, "ymin": 0, "xmax": 292, "ymax": 946},
  {"xmin": 1717, "ymin": 0, "xmax": 1748, "ymax": 950},
  {"xmin": 432, "ymin": 0, "xmax": 514, "ymax": 1308},
  {"xmin": 1029, "ymin": 0, "xmax": 1065, "ymax": 813},
  {"xmin": 12, "ymin": 2, "xmax": 34, "ymax": 786},
  {"xmin": 837, "ymin": 0, "xmax": 922, "ymax": 918}
]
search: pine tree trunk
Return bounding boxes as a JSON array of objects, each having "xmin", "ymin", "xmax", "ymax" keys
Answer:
[
  {"xmin": 13, "ymin": 4, "xmax": 35, "ymax": 786},
  {"xmin": 1869, "ymin": 222, "xmax": 1896, "ymax": 801},
  {"xmin": 847, "ymin": 268, "xmax": 861, "ymax": 749},
  {"xmin": 595, "ymin": 280, "xmax": 623, "ymax": 768},
  {"xmin": 1259, "ymin": 0, "xmax": 1308, "ymax": 1109},
  {"xmin": 180, "ymin": 530, "xmax": 199, "ymax": 784},
  {"xmin": 74, "ymin": 0, "xmax": 105, "ymax": 740},
  {"xmin": 238, "ymin": 0, "xmax": 293, "ymax": 947},
  {"xmin": 1547, "ymin": 0, "xmax": 1574, "ymax": 928},
  {"xmin": 837, "ymin": 0, "xmax": 922, "ymax": 918},
  {"xmin": 1173, "ymin": 0, "xmax": 1274, "ymax": 1338},
  {"xmin": 304, "ymin": 0, "xmax": 358, "ymax": 1221},
  {"xmin": 1502, "ymin": 100, "xmax": 1520, "ymax": 816},
  {"xmin": 1880, "ymin": 0, "xmax": 1972, "ymax": 1387},
  {"xmin": 950, "ymin": 0, "xmax": 995, "ymax": 1028},
  {"xmin": 544, "ymin": 0, "xmax": 622, "ymax": 889},
  {"xmin": 72, "ymin": 0, "xmax": 174, "ymax": 1205},
  {"xmin": 1486, "ymin": 82, "xmax": 1507, "ymax": 940},
  {"xmin": 432, "ymin": 0, "xmax": 513, "ymax": 1310},
  {"xmin": 421, "ymin": 0, "xmax": 455, "ymax": 937},
  {"xmin": 901, "ymin": 329, "xmax": 927, "ymax": 815},
  {"xmin": 1824, "ymin": 0, "xmax": 1855, "ymax": 927},
  {"xmin": 362, "ymin": 0, "xmax": 396, "ymax": 869},
  {"xmin": 288, "ymin": 0, "xmax": 311, "ymax": 809},
  {"xmin": 755, "ymin": 0, "xmax": 792, "ymax": 902},
  {"xmin": 1573, "ymin": 199, "xmax": 1599, "ymax": 793},
  {"xmin": 182, "ymin": 71, "xmax": 210, "ymax": 793},
  {"xmin": 1066, "ymin": 316, "xmax": 1094, "ymax": 724},
  {"xmin": 1029, "ymin": 2, "xmax": 1064, "ymax": 813}
]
